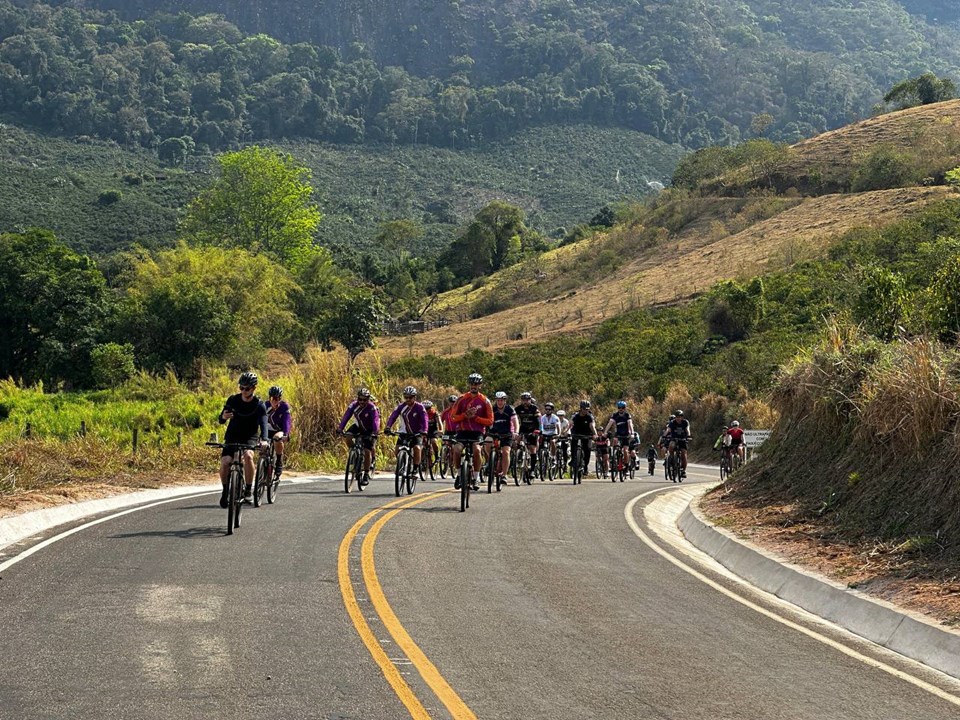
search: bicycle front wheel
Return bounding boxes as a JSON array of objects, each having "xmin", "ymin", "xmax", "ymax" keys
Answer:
[
  {"xmin": 459, "ymin": 459, "xmax": 470, "ymax": 512},
  {"xmin": 227, "ymin": 465, "xmax": 242, "ymax": 534},
  {"xmin": 344, "ymin": 446, "xmax": 359, "ymax": 493},
  {"xmin": 395, "ymin": 452, "xmax": 407, "ymax": 497},
  {"xmin": 254, "ymin": 456, "xmax": 269, "ymax": 507}
]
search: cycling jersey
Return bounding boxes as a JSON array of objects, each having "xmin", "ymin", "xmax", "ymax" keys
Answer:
[
  {"xmin": 491, "ymin": 403, "xmax": 517, "ymax": 435},
  {"xmin": 727, "ymin": 427, "xmax": 744, "ymax": 446},
  {"xmin": 440, "ymin": 407, "xmax": 458, "ymax": 434},
  {"xmin": 559, "ymin": 418, "xmax": 570, "ymax": 436},
  {"xmin": 265, "ymin": 399, "xmax": 292, "ymax": 435},
  {"xmin": 669, "ymin": 418, "xmax": 691, "ymax": 439},
  {"xmin": 540, "ymin": 413, "xmax": 561, "ymax": 436},
  {"xmin": 387, "ymin": 401, "xmax": 428, "ymax": 434},
  {"xmin": 570, "ymin": 411, "xmax": 595, "ymax": 436},
  {"xmin": 222, "ymin": 393, "xmax": 269, "ymax": 444},
  {"xmin": 426, "ymin": 409, "xmax": 441, "ymax": 435},
  {"xmin": 515, "ymin": 403, "xmax": 540, "ymax": 433},
  {"xmin": 451, "ymin": 392, "xmax": 494, "ymax": 433},
  {"xmin": 338, "ymin": 400, "xmax": 380, "ymax": 435},
  {"xmin": 608, "ymin": 411, "xmax": 632, "ymax": 437}
]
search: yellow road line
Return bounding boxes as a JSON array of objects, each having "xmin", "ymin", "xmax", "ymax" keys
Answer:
[
  {"xmin": 363, "ymin": 499, "xmax": 479, "ymax": 720},
  {"xmin": 337, "ymin": 491, "xmax": 448, "ymax": 719}
]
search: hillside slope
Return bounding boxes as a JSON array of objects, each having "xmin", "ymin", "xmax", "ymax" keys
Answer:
[{"xmin": 378, "ymin": 186, "xmax": 952, "ymax": 358}]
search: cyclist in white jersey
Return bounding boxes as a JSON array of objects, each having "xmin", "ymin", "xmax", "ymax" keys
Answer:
[{"xmin": 539, "ymin": 402, "xmax": 562, "ymax": 462}]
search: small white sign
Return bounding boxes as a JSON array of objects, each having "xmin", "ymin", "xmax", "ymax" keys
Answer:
[{"xmin": 743, "ymin": 430, "xmax": 772, "ymax": 448}]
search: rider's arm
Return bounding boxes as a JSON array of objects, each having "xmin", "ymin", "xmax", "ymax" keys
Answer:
[
  {"xmin": 510, "ymin": 412, "xmax": 519, "ymax": 435},
  {"xmin": 450, "ymin": 396, "xmax": 467, "ymax": 424},
  {"xmin": 476, "ymin": 399, "xmax": 494, "ymax": 427},
  {"xmin": 258, "ymin": 404, "xmax": 269, "ymax": 441},
  {"xmin": 385, "ymin": 404, "xmax": 402, "ymax": 431},
  {"xmin": 370, "ymin": 406, "xmax": 381, "ymax": 433},
  {"xmin": 338, "ymin": 402, "xmax": 356, "ymax": 432},
  {"xmin": 602, "ymin": 418, "xmax": 614, "ymax": 435},
  {"xmin": 627, "ymin": 419, "xmax": 635, "ymax": 436}
]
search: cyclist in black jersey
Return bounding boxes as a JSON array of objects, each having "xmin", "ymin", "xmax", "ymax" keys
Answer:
[
  {"xmin": 569, "ymin": 400, "xmax": 597, "ymax": 473},
  {"xmin": 487, "ymin": 391, "xmax": 518, "ymax": 484},
  {"xmin": 217, "ymin": 371, "xmax": 269, "ymax": 508},
  {"xmin": 603, "ymin": 400, "xmax": 637, "ymax": 468},
  {"xmin": 667, "ymin": 410, "xmax": 692, "ymax": 478},
  {"xmin": 514, "ymin": 392, "xmax": 541, "ymax": 476}
]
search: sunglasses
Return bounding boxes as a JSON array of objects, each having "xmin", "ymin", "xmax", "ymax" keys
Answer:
[
  {"xmin": 239, "ymin": 385, "xmax": 254, "ymax": 391},
  {"xmin": 357, "ymin": 397, "xmax": 369, "ymax": 402},
  {"xmin": 403, "ymin": 395, "xmax": 415, "ymax": 400}
]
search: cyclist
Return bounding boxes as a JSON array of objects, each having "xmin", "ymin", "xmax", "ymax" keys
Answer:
[
  {"xmin": 570, "ymin": 400, "xmax": 597, "ymax": 475},
  {"xmin": 487, "ymin": 391, "xmax": 518, "ymax": 486},
  {"xmin": 450, "ymin": 373, "xmax": 494, "ymax": 491},
  {"xmin": 646, "ymin": 444, "xmax": 658, "ymax": 475},
  {"xmin": 713, "ymin": 425, "xmax": 730, "ymax": 451},
  {"xmin": 604, "ymin": 401, "xmax": 636, "ymax": 473},
  {"xmin": 594, "ymin": 431, "xmax": 610, "ymax": 476},
  {"xmin": 557, "ymin": 410, "xmax": 570, "ymax": 437},
  {"xmin": 727, "ymin": 420, "xmax": 746, "ymax": 466},
  {"xmin": 337, "ymin": 388, "xmax": 380, "ymax": 487},
  {"xmin": 385, "ymin": 386, "xmax": 428, "ymax": 471},
  {"xmin": 539, "ymin": 402, "xmax": 562, "ymax": 479},
  {"xmin": 629, "ymin": 431, "xmax": 642, "ymax": 469},
  {"xmin": 667, "ymin": 410, "xmax": 692, "ymax": 479},
  {"xmin": 515, "ymin": 392, "xmax": 541, "ymax": 477},
  {"xmin": 556, "ymin": 409, "xmax": 571, "ymax": 475},
  {"xmin": 424, "ymin": 400, "xmax": 442, "ymax": 473},
  {"xmin": 265, "ymin": 385, "xmax": 291, "ymax": 480},
  {"xmin": 217, "ymin": 371, "xmax": 269, "ymax": 507},
  {"xmin": 657, "ymin": 415, "xmax": 675, "ymax": 458}
]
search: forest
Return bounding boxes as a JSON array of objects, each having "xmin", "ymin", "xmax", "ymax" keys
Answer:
[{"xmin": 3, "ymin": 0, "xmax": 959, "ymax": 155}]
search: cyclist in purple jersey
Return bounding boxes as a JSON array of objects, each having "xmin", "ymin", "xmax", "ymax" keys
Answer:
[
  {"xmin": 385, "ymin": 386, "xmax": 428, "ymax": 469},
  {"xmin": 265, "ymin": 385, "xmax": 292, "ymax": 480},
  {"xmin": 338, "ymin": 388, "xmax": 380, "ymax": 485}
]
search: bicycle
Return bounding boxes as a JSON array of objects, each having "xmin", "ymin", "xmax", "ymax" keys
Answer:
[
  {"xmin": 665, "ymin": 443, "xmax": 684, "ymax": 483},
  {"xmin": 485, "ymin": 434, "xmax": 510, "ymax": 493},
  {"xmin": 719, "ymin": 446, "xmax": 733, "ymax": 482},
  {"xmin": 556, "ymin": 437, "xmax": 570, "ymax": 479},
  {"xmin": 513, "ymin": 439, "xmax": 535, "ymax": 486},
  {"xmin": 420, "ymin": 438, "xmax": 437, "ymax": 482},
  {"xmin": 207, "ymin": 441, "xmax": 257, "ymax": 535},
  {"xmin": 253, "ymin": 437, "xmax": 282, "ymax": 507},
  {"xmin": 343, "ymin": 432, "xmax": 378, "ymax": 493},
  {"xmin": 386, "ymin": 430, "xmax": 419, "ymax": 497},
  {"xmin": 611, "ymin": 444, "xmax": 627, "ymax": 482},
  {"xmin": 570, "ymin": 434, "xmax": 591, "ymax": 485},
  {"xmin": 594, "ymin": 441, "xmax": 609, "ymax": 479},
  {"xmin": 537, "ymin": 438, "xmax": 556, "ymax": 481},
  {"xmin": 456, "ymin": 437, "xmax": 482, "ymax": 512},
  {"xmin": 438, "ymin": 434, "xmax": 454, "ymax": 479}
]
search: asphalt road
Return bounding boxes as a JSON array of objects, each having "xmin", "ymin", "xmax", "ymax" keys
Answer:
[{"xmin": 2, "ymin": 467, "xmax": 959, "ymax": 719}]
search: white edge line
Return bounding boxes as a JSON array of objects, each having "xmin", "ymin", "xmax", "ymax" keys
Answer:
[{"xmin": 624, "ymin": 488, "xmax": 960, "ymax": 709}]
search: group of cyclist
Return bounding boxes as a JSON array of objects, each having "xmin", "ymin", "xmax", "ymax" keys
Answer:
[
  {"xmin": 334, "ymin": 372, "xmax": 698, "ymax": 489},
  {"xmin": 214, "ymin": 368, "xmax": 748, "ymax": 506}
]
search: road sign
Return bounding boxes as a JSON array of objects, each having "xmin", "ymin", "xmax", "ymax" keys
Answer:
[{"xmin": 743, "ymin": 430, "xmax": 772, "ymax": 448}]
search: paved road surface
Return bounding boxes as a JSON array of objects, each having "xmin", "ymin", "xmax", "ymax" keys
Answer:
[{"xmin": 2, "ymin": 467, "xmax": 959, "ymax": 719}]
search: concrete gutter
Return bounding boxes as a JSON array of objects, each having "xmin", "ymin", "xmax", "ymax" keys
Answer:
[{"xmin": 678, "ymin": 485, "xmax": 960, "ymax": 680}]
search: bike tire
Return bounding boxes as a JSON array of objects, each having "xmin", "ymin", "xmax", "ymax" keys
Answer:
[
  {"xmin": 486, "ymin": 452, "xmax": 495, "ymax": 494},
  {"xmin": 228, "ymin": 465, "xmax": 243, "ymax": 533},
  {"xmin": 254, "ymin": 456, "xmax": 268, "ymax": 507},
  {"xmin": 406, "ymin": 454, "xmax": 418, "ymax": 495},
  {"xmin": 267, "ymin": 466, "xmax": 279, "ymax": 504},
  {"xmin": 344, "ymin": 446, "xmax": 358, "ymax": 493},
  {"xmin": 395, "ymin": 451, "xmax": 407, "ymax": 497},
  {"xmin": 459, "ymin": 458, "xmax": 470, "ymax": 512},
  {"xmin": 439, "ymin": 448, "xmax": 449, "ymax": 479},
  {"xmin": 720, "ymin": 456, "xmax": 729, "ymax": 482}
]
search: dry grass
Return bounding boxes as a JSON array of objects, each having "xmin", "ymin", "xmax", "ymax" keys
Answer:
[{"xmin": 378, "ymin": 187, "xmax": 951, "ymax": 359}]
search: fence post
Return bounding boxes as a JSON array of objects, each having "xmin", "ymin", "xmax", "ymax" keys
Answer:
[
  {"xmin": 80, "ymin": 421, "xmax": 86, "ymax": 438},
  {"xmin": 177, "ymin": 431, "xmax": 183, "ymax": 448},
  {"xmin": 24, "ymin": 423, "xmax": 31, "ymax": 439},
  {"xmin": 132, "ymin": 428, "xmax": 139, "ymax": 454}
]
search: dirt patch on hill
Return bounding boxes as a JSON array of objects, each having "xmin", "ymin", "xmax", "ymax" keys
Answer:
[
  {"xmin": 377, "ymin": 186, "xmax": 952, "ymax": 359},
  {"xmin": 700, "ymin": 489, "xmax": 960, "ymax": 628}
]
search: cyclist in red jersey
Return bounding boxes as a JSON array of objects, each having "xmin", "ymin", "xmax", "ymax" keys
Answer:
[
  {"xmin": 450, "ymin": 373, "xmax": 494, "ymax": 491},
  {"xmin": 727, "ymin": 420, "xmax": 746, "ymax": 465}
]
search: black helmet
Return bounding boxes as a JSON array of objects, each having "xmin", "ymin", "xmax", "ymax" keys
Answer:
[
  {"xmin": 580, "ymin": 400, "xmax": 591, "ymax": 409},
  {"xmin": 268, "ymin": 385, "xmax": 283, "ymax": 398},
  {"xmin": 238, "ymin": 371, "xmax": 258, "ymax": 388},
  {"xmin": 675, "ymin": 409, "xmax": 684, "ymax": 416},
  {"xmin": 520, "ymin": 392, "xmax": 532, "ymax": 400},
  {"xmin": 447, "ymin": 394, "xmax": 458, "ymax": 404},
  {"xmin": 468, "ymin": 372, "xmax": 483, "ymax": 385}
]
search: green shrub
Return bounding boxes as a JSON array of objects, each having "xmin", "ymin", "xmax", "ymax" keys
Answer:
[
  {"xmin": 97, "ymin": 189, "xmax": 122, "ymax": 205},
  {"xmin": 90, "ymin": 343, "xmax": 136, "ymax": 389},
  {"xmin": 849, "ymin": 146, "xmax": 921, "ymax": 192}
]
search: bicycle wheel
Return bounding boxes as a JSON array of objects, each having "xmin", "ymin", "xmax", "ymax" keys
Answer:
[
  {"xmin": 571, "ymin": 446, "xmax": 580, "ymax": 485},
  {"xmin": 406, "ymin": 453, "xmax": 418, "ymax": 495},
  {"xmin": 267, "ymin": 462, "xmax": 280, "ymax": 504},
  {"xmin": 439, "ymin": 446, "xmax": 449, "ymax": 479},
  {"xmin": 227, "ymin": 464, "xmax": 243, "ymax": 534},
  {"xmin": 486, "ymin": 450, "xmax": 495, "ymax": 494},
  {"xmin": 510, "ymin": 448, "xmax": 520, "ymax": 485},
  {"xmin": 628, "ymin": 455, "xmax": 635, "ymax": 480},
  {"xmin": 254, "ymin": 456, "xmax": 269, "ymax": 507},
  {"xmin": 719, "ymin": 455, "xmax": 729, "ymax": 482},
  {"xmin": 344, "ymin": 446, "xmax": 359, "ymax": 493},
  {"xmin": 667, "ymin": 454, "xmax": 678, "ymax": 483},
  {"xmin": 395, "ymin": 451, "xmax": 407, "ymax": 497},
  {"xmin": 459, "ymin": 457, "xmax": 470, "ymax": 512}
]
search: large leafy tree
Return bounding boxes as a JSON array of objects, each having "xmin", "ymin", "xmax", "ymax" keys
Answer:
[
  {"xmin": 443, "ymin": 201, "xmax": 529, "ymax": 281},
  {"xmin": 883, "ymin": 73, "xmax": 957, "ymax": 110},
  {"xmin": 181, "ymin": 146, "xmax": 323, "ymax": 270},
  {"xmin": 0, "ymin": 229, "xmax": 108, "ymax": 386}
]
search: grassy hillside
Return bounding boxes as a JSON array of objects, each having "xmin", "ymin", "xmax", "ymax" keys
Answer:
[{"xmin": 0, "ymin": 121, "xmax": 682, "ymax": 258}]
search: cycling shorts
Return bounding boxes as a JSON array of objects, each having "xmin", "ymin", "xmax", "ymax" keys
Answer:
[
  {"xmin": 670, "ymin": 437, "xmax": 689, "ymax": 450},
  {"xmin": 395, "ymin": 434, "xmax": 423, "ymax": 449},
  {"xmin": 455, "ymin": 430, "xmax": 484, "ymax": 445},
  {"xmin": 486, "ymin": 433, "xmax": 513, "ymax": 448},
  {"xmin": 346, "ymin": 424, "xmax": 377, "ymax": 449},
  {"xmin": 523, "ymin": 432, "xmax": 540, "ymax": 446},
  {"xmin": 221, "ymin": 437, "xmax": 259, "ymax": 458}
]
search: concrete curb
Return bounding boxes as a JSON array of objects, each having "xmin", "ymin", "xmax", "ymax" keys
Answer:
[
  {"xmin": 678, "ymin": 486, "xmax": 960, "ymax": 680},
  {"xmin": 0, "ymin": 474, "xmax": 336, "ymax": 554}
]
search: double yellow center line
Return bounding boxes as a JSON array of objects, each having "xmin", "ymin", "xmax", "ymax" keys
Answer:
[{"xmin": 338, "ymin": 490, "xmax": 478, "ymax": 719}]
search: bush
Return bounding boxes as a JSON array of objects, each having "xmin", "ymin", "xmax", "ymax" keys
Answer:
[
  {"xmin": 90, "ymin": 343, "xmax": 136, "ymax": 389},
  {"xmin": 98, "ymin": 189, "xmax": 122, "ymax": 205},
  {"xmin": 849, "ymin": 146, "xmax": 921, "ymax": 192}
]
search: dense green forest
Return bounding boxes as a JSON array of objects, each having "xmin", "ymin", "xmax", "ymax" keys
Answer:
[{"xmin": 3, "ymin": 0, "xmax": 959, "ymax": 154}]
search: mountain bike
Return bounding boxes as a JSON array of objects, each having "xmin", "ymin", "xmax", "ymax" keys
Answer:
[
  {"xmin": 556, "ymin": 437, "xmax": 570, "ymax": 479},
  {"xmin": 514, "ymin": 438, "xmax": 535, "ymax": 485},
  {"xmin": 386, "ymin": 430, "xmax": 419, "ymax": 497},
  {"xmin": 485, "ymin": 434, "xmax": 510, "ymax": 493},
  {"xmin": 457, "ymin": 437, "xmax": 482, "ymax": 512},
  {"xmin": 611, "ymin": 444, "xmax": 627, "ymax": 482},
  {"xmin": 594, "ymin": 440, "xmax": 609, "ymax": 479},
  {"xmin": 343, "ymin": 432, "xmax": 377, "ymax": 493},
  {"xmin": 537, "ymin": 438, "xmax": 556, "ymax": 481},
  {"xmin": 666, "ymin": 443, "xmax": 683, "ymax": 483},
  {"xmin": 253, "ymin": 437, "xmax": 281, "ymax": 507},
  {"xmin": 420, "ymin": 438, "xmax": 437, "ymax": 481},
  {"xmin": 438, "ymin": 434, "xmax": 454, "ymax": 479},
  {"xmin": 207, "ymin": 441, "xmax": 257, "ymax": 536},
  {"xmin": 719, "ymin": 446, "xmax": 733, "ymax": 482},
  {"xmin": 570, "ymin": 434, "xmax": 591, "ymax": 485}
]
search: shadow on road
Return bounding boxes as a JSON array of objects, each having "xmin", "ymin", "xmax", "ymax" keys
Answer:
[{"xmin": 108, "ymin": 526, "xmax": 225, "ymax": 540}]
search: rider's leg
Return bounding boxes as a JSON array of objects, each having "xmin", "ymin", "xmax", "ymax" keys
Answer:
[{"xmin": 242, "ymin": 449, "xmax": 255, "ymax": 494}]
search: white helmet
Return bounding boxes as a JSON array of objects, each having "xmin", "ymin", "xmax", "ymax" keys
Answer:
[
  {"xmin": 731, "ymin": 420, "xmax": 740, "ymax": 427},
  {"xmin": 557, "ymin": 410, "xmax": 566, "ymax": 417},
  {"xmin": 495, "ymin": 391, "xmax": 507, "ymax": 399}
]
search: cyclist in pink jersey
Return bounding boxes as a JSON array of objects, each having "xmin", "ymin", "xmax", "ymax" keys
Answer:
[{"xmin": 450, "ymin": 373, "xmax": 493, "ymax": 491}]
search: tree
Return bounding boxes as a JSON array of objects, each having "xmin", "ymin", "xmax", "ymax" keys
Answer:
[
  {"xmin": 181, "ymin": 146, "xmax": 323, "ymax": 270},
  {"xmin": 0, "ymin": 229, "xmax": 108, "ymax": 386},
  {"xmin": 90, "ymin": 342, "xmax": 136, "ymax": 388},
  {"xmin": 702, "ymin": 279, "xmax": 764, "ymax": 342},
  {"xmin": 158, "ymin": 136, "xmax": 194, "ymax": 166},
  {"xmin": 443, "ymin": 201, "xmax": 528, "ymax": 281},
  {"xmin": 376, "ymin": 219, "xmax": 424, "ymax": 262},
  {"xmin": 883, "ymin": 73, "xmax": 957, "ymax": 110},
  {"xmin": 317, "ymin": 288, "xmax": 386, "ymax": 360},
  {"xmin": 854, "ymin": 267, "xmax": 907, "ymax": 341}
]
